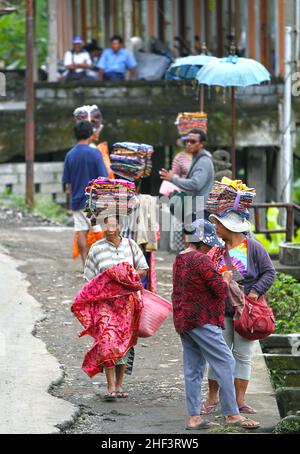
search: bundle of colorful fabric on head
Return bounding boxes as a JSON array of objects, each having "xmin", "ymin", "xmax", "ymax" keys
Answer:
[
  {"xmin": 85, "ymin": 177, "xmax": 138, "ymax": 218},
  {"xmin": 207, "ymin": 177, "xmax": 256, "ymax": 218},
  {"xmin": 175, "ymin": 112, "xmax": 208, "ymax": 138},
  {"xmin": 110, "ymin": 142, "xmax": 154, "ymax": 181}
]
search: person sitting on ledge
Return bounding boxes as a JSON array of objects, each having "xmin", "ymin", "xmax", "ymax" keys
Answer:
[{"xmin": 97, "ymin": 35, "xmax": 137, "ymax": 81}]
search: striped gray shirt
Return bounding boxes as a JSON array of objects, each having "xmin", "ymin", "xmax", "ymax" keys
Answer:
[{"xmin": 84, "ymin": 237, "xmax": 149, "ymax": 281}]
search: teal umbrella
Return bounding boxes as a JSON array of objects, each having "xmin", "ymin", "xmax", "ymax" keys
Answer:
[
  {"xmin": 166, "ymin": 54, "xmax": 218, "ymax": 111},
  {"xmin": 166, "ymin": 55, "xmax": 218, "ymax": 80},
  {"xmin": 196, "ymin": 54, "xmax": 271, "ymax": 178}
]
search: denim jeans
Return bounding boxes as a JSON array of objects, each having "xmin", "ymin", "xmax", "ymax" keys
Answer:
[
  {"xmin": 180, "ymin": 324, "xmax": 239, "ymax": 416},
  {"xmin": 207, "ymin": 317, "xmax": 256, "ymax": 381}
]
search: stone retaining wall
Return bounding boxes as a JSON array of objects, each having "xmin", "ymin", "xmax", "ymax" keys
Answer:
[{"xmin": 0, "ymin": 162, "xmax": 65, "ymax": 204}]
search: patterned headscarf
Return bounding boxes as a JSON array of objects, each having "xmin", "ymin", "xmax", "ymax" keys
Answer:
[{"xmin": 73, "ymin": 105, "xmax": 103, "ymax": 132}]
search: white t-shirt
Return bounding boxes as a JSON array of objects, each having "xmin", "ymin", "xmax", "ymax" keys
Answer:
[{"xmin": 64, "ymin": 50, "xmax": 92, "ymax": 73}]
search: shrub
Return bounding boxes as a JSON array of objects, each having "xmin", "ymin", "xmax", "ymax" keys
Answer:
[
  {"xmin": 274, "ymin": 416, "xmax": 300, "ymax": 434},
  {"xmin": 267, "ymin": 273, "xmax": 300, "ymax": 334},
  {"xmin": 0, "ymin": 193, "xmax": 67, "ymax": 224}
]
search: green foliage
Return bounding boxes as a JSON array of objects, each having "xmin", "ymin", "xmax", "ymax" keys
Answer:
[
  {"xmin": 293, "ymin": 179, "xmax": 300, "ymax": 205},
  {"xmin": 0, "ymin": 193, "xmax": 67, "ymax": 224},
  {"xmin": 34, "ymin": 195, "xmax": 67, "ymax": 224},
  {"xmin": 0, "ymin": 0, "xmax": 48, "ymax": 69},
  {"xmin": 0, "ymin": 193, "xmax": 29, "ymax": 210},
  {"xmin": 273, "ymin": 417, "xmax": 300, "ymax": 434},
  {"xmin": 253, "ymin": 206, "xmax": 300, "ymax": 254},
  {"xmin": 267, "ymin": 273, "xmax": 300, "ymax": 334},
  {"xmin": 269, "ymin": 369, "xmax": 285, "ymax": 390},
  {"xmin": 0, "ymin": 5, "xmax": 26, "ymax": 69}
]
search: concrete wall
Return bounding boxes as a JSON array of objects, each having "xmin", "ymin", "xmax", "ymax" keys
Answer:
[
  {"xmin": 0, "ymin": 162, "xmax": 65, "ymax": 204},
  {"xmin": 1, "ymin": 75, "xmax": 299, "ymax": 206},
  {"xmin": 0, "ymin": 77, "xmax": 288, "ymax": 164}
]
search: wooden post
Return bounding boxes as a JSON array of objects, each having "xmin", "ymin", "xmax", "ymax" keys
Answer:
[
  {"xmin": 48, "ymin": 0, "xmax": 58, "ymax": 82},
  {"xmin": 260, "ymin": 0, "xmax": 269, "ymax": 69},
  {"xmin": 25, "ymin": 0, "xmax": 35, "ymax": 210},
  {"xmin": 286, "ymin": 204, "xmax": 294, "ymax": 242},
  {"xmin": 231, "ymin": 86, "xmax": 237, "ymax": 179},
  {"xmin": 216, "ymin": 0, "xmax": 223, "ymax": 57},
  {"xmin": 148, "ymin": 0, "xmax": 155, "ymax": 37},
  {"xmin": 247, "ymin": 0, "xmax": 256, "ymax": 59},
  {"xmin": 81, "ymin": 0, "xmax": 87, "ymax": 42}
]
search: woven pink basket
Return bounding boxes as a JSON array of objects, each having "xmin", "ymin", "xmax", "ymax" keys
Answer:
[{"xmin": 138, "ymin": 289, "xmax": 172, "ymax": 338}]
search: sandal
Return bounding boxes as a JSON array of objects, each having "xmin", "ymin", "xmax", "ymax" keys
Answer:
[
  {"xmin": 186, "ymin": 421, "xmax": 220, "ymax": 431},
  {"xmin": 116, "ymin": 391, "xmax": 129, "ymax": 398},
  {"xmin": 104, "ymin": 391, "xmax": 117, "ymax": 401},
  {"xmin": 226, "ymin": 416, "xmax": 260, "ymax": 429},
  {"xmin": 200, "ymin": 402, "xmax": 219, "ymax": 415},
  {"xmin": 239, "ymin": 404, "xmax": 257, "ymax": 414}
]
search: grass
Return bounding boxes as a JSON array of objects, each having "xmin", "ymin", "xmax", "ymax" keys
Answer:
[
  {"xmin": 208, "ymin": 425, "xmax": 241, "ymax": 434},
  {"xmin": 0, "ymin": 191, "xmax": 68, "ymax": 224},
  {"xmin": 269, "ymin": 369, "xmax": 286, "ymax": 390}
]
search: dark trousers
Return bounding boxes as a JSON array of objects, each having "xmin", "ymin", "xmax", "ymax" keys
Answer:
[{"xmin": 104, "ymin": 72, "xmax": 125, "ymax": 81}]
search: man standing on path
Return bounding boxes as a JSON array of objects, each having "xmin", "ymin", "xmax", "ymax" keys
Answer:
[
  {"xmin": 160, "ymin": 129, "xmax": 214, "ymax": 222},
  {"xmin": 63, "ymin": 121, "xmax": 108, "ymax": 266},
  {"xmin": 97, "ymin": 35, "xmax": 137, "ymax": 81}
]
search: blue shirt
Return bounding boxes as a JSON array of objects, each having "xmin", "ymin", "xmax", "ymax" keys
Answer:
[
  {"xmin": 62, "ymin": 144, "xmax": 108, "ymax": 211},
  {"xmin": 97, "ymin": 48, "xmax": 137, "ymax": 74}
]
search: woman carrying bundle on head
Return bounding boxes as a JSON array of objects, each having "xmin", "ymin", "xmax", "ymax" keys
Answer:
[
  {"xmin": 201, "ymin": 179, "xmax": 276, "ymax": 417},
  {"xmin": 72, "ymin": 214, "xmax": 149, "ymax": 400}
]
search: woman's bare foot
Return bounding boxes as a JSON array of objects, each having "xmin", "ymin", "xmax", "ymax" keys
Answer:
[
  {"xmin": 187, "ymin": 416, "xmax": 220, "ymax": 430},
  {"xmin": 226, "ymin": 415, "xmax": 260, "ymax": 429},
  {"xmin": 115, "ymin": 387, "xmax": 128, "ymax": 398},
  {"xmin": 104, "ymin": 387, "xmax": 117, "ymax": 399}
]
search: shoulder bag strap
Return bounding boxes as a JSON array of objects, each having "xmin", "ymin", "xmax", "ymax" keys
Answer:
[
  {"xmin": 224, "ymin": 247, "xmax": 234, "ymax": 271},
  {"xmin": 186, "ymin": 151, "xmax": 207, "ymax": 178},
  {"xmin": 128, "ymin": 239, "xmax": 137, "ymax": 269}
]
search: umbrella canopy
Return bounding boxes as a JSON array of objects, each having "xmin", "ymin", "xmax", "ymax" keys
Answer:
[
  {"xmin": 195, "ymin": 55, "xmax": 271, "ymax": 179},
  {"xmin": 195, "ymin": 55, "xmax": 271, "ymax": 87},
  {"xmin": 166, "ymin": 55, "xmax": 218, "ymax": 80}
]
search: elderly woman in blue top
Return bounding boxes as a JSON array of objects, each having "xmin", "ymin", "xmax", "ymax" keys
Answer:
[
  {"xmin": 97, "ymin": 35, "xmax": 137, "ymax": 81},
  {"xmin": 201, "ymin": 211, "xmax": 276, "ymax": 416}
]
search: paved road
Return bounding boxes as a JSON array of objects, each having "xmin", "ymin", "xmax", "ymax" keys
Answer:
[
  {"xmin": 0, "ymin": 245, "xmax": 78, "ymax": 434},
  {"xmin": 0, "ymin": 226, "xmax": 280, "ymax": 434}
]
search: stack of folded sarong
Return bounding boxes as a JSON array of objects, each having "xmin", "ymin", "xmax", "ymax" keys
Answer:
[
  {"xmin": 110, "ymin": 142, "xmax": 154, "ymax": 181},
  {"xmin": 175, "ymin": 112, "xmax": 208, "ymax": 137},
  {"xmin": 207, "ymin": 177, "xmax": 256, "ymax": 218},
  {"xmin": 85, "ymin": 177, "xmax": 138, "ymax": 218}
]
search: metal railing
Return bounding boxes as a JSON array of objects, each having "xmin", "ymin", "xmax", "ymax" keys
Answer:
[{"xmin": 249, "ymin": 203, "xmax": 300, "ymax": 243}]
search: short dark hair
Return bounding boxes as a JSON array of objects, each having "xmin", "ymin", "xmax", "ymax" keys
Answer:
[
  {"xmin": 188, "ymin": 128, "xmax": 207, "ymax": 143},
  {"xmin": 74, "ymin": 121, "xmax": 93, "ymax": 141},
  {"xmin": 111, "ymin": 35, "xmax": 123, "ymax": 44},
  {"xmin": 104, "ymin": 215, "xmax": 120, "ymax": 224}
]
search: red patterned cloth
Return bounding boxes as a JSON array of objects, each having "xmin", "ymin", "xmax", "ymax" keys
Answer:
[
  {"xmin": 71, "ymin": 262, "xmax": 143, "ymax": 378},
  {"xmin": 172, "ymin": 251, "xmax": 228, "ymax": 334}
]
